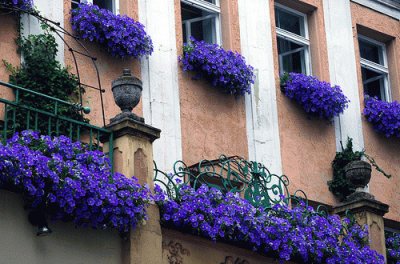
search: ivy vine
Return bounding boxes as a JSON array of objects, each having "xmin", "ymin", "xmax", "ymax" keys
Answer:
[{"xmin": 3, "ymin": 26, "xmax": 87, "ymax": 136}]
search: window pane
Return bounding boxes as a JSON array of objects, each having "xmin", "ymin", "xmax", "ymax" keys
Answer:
[
  {"xmin": 71, "ymin": 0, "xmax": 80, "ymax": 9},
  {"xmin": 359, "ymin": 39, "xmax": 383, "ymax": 65},
  {"xmin": 93, "ymin": 0, "xmax": 113, "ymax": 12},
  {"xmin": 182, "ymin": 2, "xmax": 217, "ymax": 43},
  {"xmin": 278, "ymin": 37, "xmax": 307, "ymax": 74},
  {"xmin": 275, "ymin": 7, "xmax": 304, "ymax": 37},
  {"xmin": 203, "ymin": 0, "xmax": 216, "ymax": 4},
  {"xmin": 362, "ymin": 67, "xmax": 386, "ymax": 100}
]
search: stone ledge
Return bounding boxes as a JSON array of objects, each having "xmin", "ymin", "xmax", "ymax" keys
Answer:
[
  {"xmin": 103, "ymin": 117, "xmax": 161, "ymax": 143},
  {"xmin": 332, "ymin": 196, "xmax": 389, "ymax": 216}
]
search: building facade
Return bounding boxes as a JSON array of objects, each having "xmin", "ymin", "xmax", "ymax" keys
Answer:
[{"xmin": 0, "ymin": 0, "xmax": 399, "ymax": 263}]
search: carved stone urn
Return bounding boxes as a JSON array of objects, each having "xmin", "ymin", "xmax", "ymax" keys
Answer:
[
  {"xmin": 344, "ymin": 160, "xmax": 372, "ymax": 189},
  {"xmin": 344, "ymin": 160, "xmax": 374, "ymax": 201},
  {"xmin": 110, "ymin": 69, "xmax": 144, "ymax": 124}
]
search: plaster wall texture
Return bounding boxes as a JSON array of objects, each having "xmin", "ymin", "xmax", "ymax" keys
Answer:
[
  {"xmin": 175, "ymin": 0, "xmax": 248, "ymax": 166},
  {"xmin": 162, "ymin": 229, "xmax": 288, "ymax": 264},
  {"xmin": 139, "ymin": 0, "xmax": 183, "ymax": 172},
  {"xmin": 238, "ymin": 0, "xmax": 282, "ymax": 174},
  {"xmin": 350, "ymin": 2, "xmax": 400, "ymax": 222},
  {"xmin": 0, "ymin": 190, "xmax": 122, "ymax": 264},
  {"xmin": 270, "ymin": 0, "xmax": 337, "ymax": 205},
  {"xmin": 0, "ymin": 14, "xmax": 19, "ymax": 111},
  {"xmin": 63, "ymin": 0, "xmax": 142, "ymax": 128}
]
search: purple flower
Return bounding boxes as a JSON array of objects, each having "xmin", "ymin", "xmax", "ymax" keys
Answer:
[
  {"xmin": 71, "ymin": 3, "xmax": 153, "ymax": 58},
  {"xmin": 282, "ymin": 73, "xmax": 349, "ymax": 120},
  {"xmin": 363, "ymin": 97, "xmax": 400, "ymax": 138},
  {"xmin": 0, "ymin": 130, "xmax": 152, "ymax": 233},
  {"xmin": 0, "ymin": 0, "xmax": 33, "ymax": 10},
  {"xmin": 180, "ymin": 37, "xmax": 255, "ymax": 96},
  {"xmin": 386, "ymin": 232, "xmax": 400, "ymax": 263},
  {"xmin": 155, "ymin": 184, "xmax": 383, "ymax": 263}
]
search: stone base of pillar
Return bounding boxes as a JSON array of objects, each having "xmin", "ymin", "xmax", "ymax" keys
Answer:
[{"xmin": 333, "ymin": 197, "xmax": 389, "ymax": 260}]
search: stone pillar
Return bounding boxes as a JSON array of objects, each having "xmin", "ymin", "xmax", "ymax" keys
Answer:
[
  {"xmin": 103, "ymin": 117, "xmax": 162, "ymax": 264},
  {"xmin": 333, "ymin": 197, "xmax": 389, "ymax": 259}
]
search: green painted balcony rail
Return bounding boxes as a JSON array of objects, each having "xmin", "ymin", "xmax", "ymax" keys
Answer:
[{"xmin": 0, "ymin": 80, "xmax": 114, "ymax": 172}]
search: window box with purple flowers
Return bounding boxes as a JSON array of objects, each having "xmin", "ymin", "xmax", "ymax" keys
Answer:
[
  {"xmin": 363, "ymin": 97, "xmax": 400, "ymax": 138},
  {"xmin": 180, "ymin": 37, "xmax": 255, "ymax": 96},
  {"xmin": 281, "ymin": 72, "xmax": 349, "ymax": 120},
  {"xmin": 155, "ymin": 184, "xmax": 384, "ymax": 264},
  {"xmin": 0, "ymin": 131, "xmax": 152, "ymax": 233},
  {"xmin": 0, "ymin": 0, "xmax": 32, "ymax": 10},
  {"xmin": 71, "ymin": 3, "xmax": 153, "ymax": 59}
]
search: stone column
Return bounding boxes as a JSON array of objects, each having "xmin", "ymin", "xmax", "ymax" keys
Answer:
[
  {"xmin": 333, "ymin": 197, "xmax": 389, "ymax": 259},
  {"xmin": 103, "ymin": 117, "xmax": 163, "ymax": 264}
]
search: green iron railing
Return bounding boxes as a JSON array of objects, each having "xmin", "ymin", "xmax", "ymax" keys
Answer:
[
  {"xmin": 0, "ymin": 80, "xmax": 114, "ymax": 171},
  {"xmin": 154, "ymin": 155, "xmax": 309, "ymax": 209},
  {"xmin": 154, "ymin": 155, "xmax": 331, "ymax": 215}
]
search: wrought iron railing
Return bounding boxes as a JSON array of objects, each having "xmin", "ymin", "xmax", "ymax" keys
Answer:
[
  {"xmin": 154, "ymin": 155, "xmax": 314, "ymax": 210},
  {"xmin": 0, "ymin": 81, "xmax": 114, "ymax": 171}
]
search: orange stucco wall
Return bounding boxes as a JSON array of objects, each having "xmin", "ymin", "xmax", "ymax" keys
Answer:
[
  {"xmin": 175, "ymin": 0, "xmax": 248, "ymax": 166},
  {"xmin": 0, "ymin": 14, "xmax": 20, "ymax": 105},
  {"xmin": 271, "ymin": 0, "xmax": 337, "ymax": 205},
  {"xmin": 63, "ymin": 0, "xmax": 142, "ymax": 127},
  {"xmin": 351, "ymin": 2, "xmax": 400, "ymax": 222}
]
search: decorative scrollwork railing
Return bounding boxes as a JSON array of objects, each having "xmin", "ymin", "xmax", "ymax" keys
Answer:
[{"xmin": 154, "ymin": 155, "xmax": 311, "ymax": 210}]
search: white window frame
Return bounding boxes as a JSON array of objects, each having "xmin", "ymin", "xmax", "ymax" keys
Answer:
[
  {"xmin": 181, "ymin": 0, "xmax": 222, "ymax": 44},
  {"xmin": 275, "ymin": 3, "xmax": 311, "ymax": 76},
  {"xmin": 72, "ymin": 0, "xmax": 119, "ymax": 14},
  {"xmin": 358, "ymin": 35, "xmax": 391, "ymax": 101}
]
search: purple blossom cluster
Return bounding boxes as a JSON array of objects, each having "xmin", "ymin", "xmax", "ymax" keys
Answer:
[
  {"xmin": 282, "ymin": 73, "xmax": 349, "ymax": 120},
  {"xmin": 386, "ymin": 232, "xmax": 400, "ymax": 264},
  {"xmin": 180, "ymin": 37, "xmax": 255, "ymax": 96},
  {"xmin": 0, "ymin": 0, "xmax": 32, "ymax": 10},
  {"xmin": 0, "ymin": 131, "xmax": 151, "ymax": 233},
  {"xmin": 363, "ymin": 97, "xmax": 400, "ymax": 138},
  {"xmin": 155, "ymin": 184, "xmax": 383, "ymax": 263},
  {"xmin": 71, "ymin": 3, "xmax": 153, "ymax": 58}
]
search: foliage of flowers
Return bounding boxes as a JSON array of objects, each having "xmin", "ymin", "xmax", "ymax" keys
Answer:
[
  {"xmin": 71, "ymin": 3, "xmax": 153, "ymax": 58},
  {"xmin": 0, "ymin": 0, "xmax": 33, "ymax": 10},
  {"xmin": 281, "ymin": 72, "xmax": 349, "ymax": 120},
  {"xmin": 363, "ymin": 97, "xmax": 400, "ymax": 138},
  {"xmin": 155, "ymin": 184, "xmax": 383, "ymax": 263},
  {"xmin": 328, "ymin": 137, "xmax": 391, "ymax": 201},
  {"xmin": 180, "ymin": 37, "xmax": 255, "ymax": 96},
  {"xmin": 0, "ymin": 131, "xmax": 152, "ymax": 233},
  {"xmin": 386, "ymin": 232, "xmax": 400, "ymax": 264}
]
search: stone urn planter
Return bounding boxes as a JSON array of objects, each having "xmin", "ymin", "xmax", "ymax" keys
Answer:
[
  {"xmin": 110, "ymin": 69, "xmax": 144, "ymax": 124},
  {"xmin": 344, "ymin": 160, "xmax": 372, "ymax": 189}
]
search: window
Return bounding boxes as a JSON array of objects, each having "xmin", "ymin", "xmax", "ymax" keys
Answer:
[
  {"xmin": 72, "ymin": 0, "xmax": 119, "ymax": 14},
  {"xmin": 358, "ymin": 35, "xmax": 390, "ymax": 101},
  {"xmin": 181, "ymin": 0, "xmax": 221, "ymax": 44},
  {"xmin": 275, "ymin": 4, "xmax": 311, "ymax": 75}
]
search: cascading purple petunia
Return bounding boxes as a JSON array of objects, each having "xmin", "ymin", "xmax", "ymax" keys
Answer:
[
  {"xmin": 363, "ymin": 97, "xmax": 400, "ymax": 138},
  {"xmin": 386, "ymin": 232, "xmax": 400, "ymax": 264},
  {"xmin": 0, "ymin": 0, "xmax": 33, "ymax": 10},
  {"xmin": 281, "ymin": 72, "xmax": 349, "ymax": 120},
  {"xmin": 71, "ymin": 3, "xmax": 153, "ymax": 58},
  {"xmin": 0, "ymin": 131, "xmax": 152, "ymax": 233},
  {"xmin": 155, "ymin": 184, "xmax": 383, "ymax": 263},
  {"xmin": 180, "ymin": 37, "xmax": 255, "ymax": 96}
]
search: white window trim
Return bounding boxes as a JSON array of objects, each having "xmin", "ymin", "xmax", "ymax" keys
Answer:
[
  {"xmin": 275, "ymin": 3, "xmax": 311, "ymax": 75},
  {"xmin": 359, "ymin": 34, "xmax": 391, "ymax": 101},
  {"xmin": 73, "ymin": 0, "xmax": 119, "ymax": 14},
  {"xmin": 181, "ymin": 0, "xmax": 222, "ymax": 44}
]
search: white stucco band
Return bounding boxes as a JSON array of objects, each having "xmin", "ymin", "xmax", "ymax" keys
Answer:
[
  {"xmin": 139, "ymin": 0, "xmax": 183, "ymax": 171},
  {"xmin": 21, "ymin": 0, "xmax": 64, "ymax": 64},
  {"xmin": 238, "ymin": 0, "xmax": 282, "ymax": 175},
  {"xmin": 323, "ymin": 0, "xmax": 365, "ymax": 151}
]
